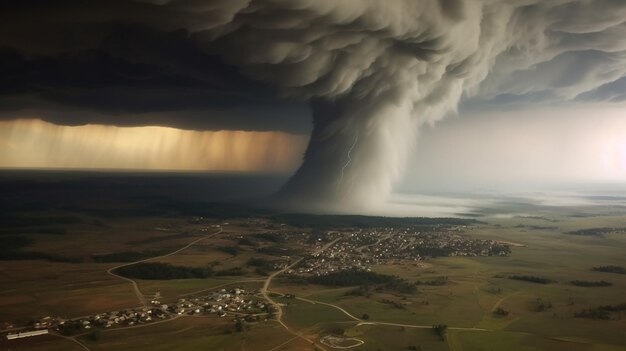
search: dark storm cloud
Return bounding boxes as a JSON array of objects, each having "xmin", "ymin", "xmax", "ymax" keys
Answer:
[
  {"xmin": 1, "ymin": 0, "xmax": 623, "ymax": 130},
  {"xmin": 0, "ymin": 1, "xmax": 310, "ymax": 132}
]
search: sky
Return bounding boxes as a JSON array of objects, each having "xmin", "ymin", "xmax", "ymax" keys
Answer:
[
  {"xmin": 1, "ymin": 0, "xmax": 626, "ymax": 212},
  {"xmin": 399, "ymin": 104, "xmax": 626, "ymax": 193}
]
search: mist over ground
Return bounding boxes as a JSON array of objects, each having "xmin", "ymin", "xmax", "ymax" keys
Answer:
[{"xmin": 2, "ymin": 170, "xmax": 625, "ymax": 220}]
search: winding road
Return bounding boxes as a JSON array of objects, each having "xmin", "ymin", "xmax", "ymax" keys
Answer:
[
  {"xmin": 257, "ymin": 235, "xmax": 490, "ymax": 350},
  {"xmin": 106, "ymin": 227, "xmax": 223, "ymax": 306},
  {"xmin": 296, "ymin": 295, "xmax": 489, "ymax": 332},
  {"xmin": 261, "ymin": 236, "xmax": 343, "ymax": 350}
]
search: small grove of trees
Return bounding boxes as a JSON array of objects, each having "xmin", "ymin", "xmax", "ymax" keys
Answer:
[
  {"xmin": 234, "ymin": 319, "xmax": 246, "ymax": 332},
  {"xmin": 381, "ymin": 299, "xmax": 406, "ymax": 310},
  {"xmin": 217, "ymin": 246, "xmax": 239, "ymax": 256},
  {"xmin": 571, "ymin": 280, "xmax": 612, "ymax": 287},
  {"xmin": 566, "ymin": 227, "xmax": 626, "ymax": 237},
  {"xmin": 574, "ymin": 303, "xmax": 626, "ymax": 320},
  {"xmin": 415, "ymin": 276, "xmax": 448, "ymax": 286},
  {"xmin": 88, "ymin": 328, "xmax": 101, "ymax": 341},
  {"xmin": 252, "ymin": 232, "xmax": 283, "ymax": 242},
  {"xmin": 508, "ymin": 275, "xmax": 553, "ymax": 284},
  {"xmin": 591, "ymin": 265, "xmax": 626, "ymax": 274},
  {"xmin": 345, "ymin": 285, "xmax": 371, "ymax": 297},
  {"xmin": 58, "ymin": 320, "xmax": 84, "ymax": 336},
  {"xmin": 246, "ymin": 257, "xmax": 276, "ymax": 276},
  {"xmin": 432, "ymin": 324, "xmax": 447, "ymax": 341},
  {"xmin": 535, "ymin": 298, "xmax": 553, "ymax": 312},
  {"xmin": 493, "ymin": 307, "xmax": 509, "ymax": 316}
]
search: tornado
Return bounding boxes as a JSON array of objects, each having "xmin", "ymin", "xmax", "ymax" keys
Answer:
[
  {"xmin": 279, "ymin": 92, "xmax": 417, "ymax": 211},
  {"xmin": 189, "ymin": 1, "xmax": 483, "ymax": 211}
]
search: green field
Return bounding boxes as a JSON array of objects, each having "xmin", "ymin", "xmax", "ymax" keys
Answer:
[{"xmin": 268, "ymin": 214, "xmax": 626, "ymax": 350}]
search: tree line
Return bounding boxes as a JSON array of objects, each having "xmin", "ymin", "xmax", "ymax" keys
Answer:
[
  {"xmin": 304, "ymin": 269, "xmax": 416, "ymax": 294},
  {"xmin": 592, "ymin": 265, "xmax": 625, "ymax": 274},
  {"xmin": 114, "ymin": 262, "xmax": 245, "ymax": 280},
  {"xmin": 508, "ymin": 275, "xmax": 553, "ymax": 284},
  {"xmin": 575, "ymin": 303, "xmax": 626, "ymax": 320},
  {"xmin": 571, "ymin": 280, "xmax": 612, "ymax": 287}
]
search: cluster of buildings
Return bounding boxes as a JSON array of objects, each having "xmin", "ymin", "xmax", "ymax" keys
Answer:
[
  {"xmin": 22, "ymin": 287, "xmax": 269, "ymax": 337},
  {"xmin": 289, "ymin": 226, "xmax": 511, "ymax": 277},
  {"xmin": 6, "ymin": 329, "xmax": 48, "ymax": 340},
  {"xmin": 155, "ymin": 288, "xmax": 270, "ymax": 318},
  {"xmin": 360, "ymin": 229, "xmax": 511, "ymax": 259}
]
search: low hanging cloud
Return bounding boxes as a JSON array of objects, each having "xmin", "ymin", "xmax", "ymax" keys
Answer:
[{"xmin": 1, "ymin": 0, "xmax": 626, "ymax": 211}]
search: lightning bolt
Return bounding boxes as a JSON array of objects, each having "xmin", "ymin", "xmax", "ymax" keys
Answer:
[{"xmin": 337, "ymin": 131, "xmax": 358, "ymax": 186}]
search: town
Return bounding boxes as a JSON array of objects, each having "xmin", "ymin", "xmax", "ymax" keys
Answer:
[{"xmin": 290, "ymin": 226, "xmax": 511, "ymax": 276}]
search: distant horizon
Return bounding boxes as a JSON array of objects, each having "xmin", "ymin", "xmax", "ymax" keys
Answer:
[
  {"xmin": 2, "ymin": 168, "xmax": 626, "ymax": 219},
  {"xmin": 2, "ymin": 167, "xmax": 626, "ymax": 192}
]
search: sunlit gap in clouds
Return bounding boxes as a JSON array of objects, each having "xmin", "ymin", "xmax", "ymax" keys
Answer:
[{"xmin": 0, "ymin": 119, "xmax": 309, "ymax": 172}]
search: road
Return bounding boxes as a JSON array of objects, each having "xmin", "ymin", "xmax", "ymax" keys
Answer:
[
  {"xmin": 354, "ymin": 230, "xmax": 389, "ymax": 254},
  {"xmin": 357, "ymin": 321, "xmax": 488, "ymax": 331},
  {"xmin": 50, "ymin": 333, "xmax": 91, "ymax": 351},
  {"xmin": 295, "ymin": 297, "xmax": 361, "ymax": 322},
  {"xmin": 106, "ymin": 227, "xmax": 223, "ymax": 306},
  {"xmin": 260, "ymin": 236, "xmax": 343, "ymax": 350},
  {"xmin": 260, "ymin": 237, "xmax": 343, "ymax": 324},
  {"xmin": 296, "ymin": 296, "xmax": 489, "ymax": 331}
]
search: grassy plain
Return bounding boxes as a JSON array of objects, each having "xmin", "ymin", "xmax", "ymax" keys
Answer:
[
  {"xmin": 76, "ymin": 316, "xmax": 296, "ymax": 351},
  {"xmin": 265, "ymin": 212, "xmax": 626, "ymax": 350},
  {"xmin": 2, "ymin": 195, "xmax": 626, "ymax": 350}
]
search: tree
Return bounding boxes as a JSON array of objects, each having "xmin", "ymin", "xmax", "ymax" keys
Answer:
[
  {"xmin": 88, "ymin": 328, "xmax": 101, "ymax": 341},
  {"xmin": 235, "ymin": 319, "xmax": 245, "ymax": 332},
  {"xmin": 432, "ymin": 324, "xmax": 447, "ymax": 341},
  {"xmin": 362, "ymin": 313, "xmax": 370, "ymax": 320},
  {"xmin": 493, "ymin": 307, "xmax": 509, "ymax": 316}
]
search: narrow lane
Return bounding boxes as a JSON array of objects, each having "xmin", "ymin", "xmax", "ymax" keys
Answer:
[
  {"xmin": 261, "ymin": 236, "xmax": 343, "ymax": 350},
  {"xmin": 107, "ymin": 227, "xmax": 223, "ymax": 306}
]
